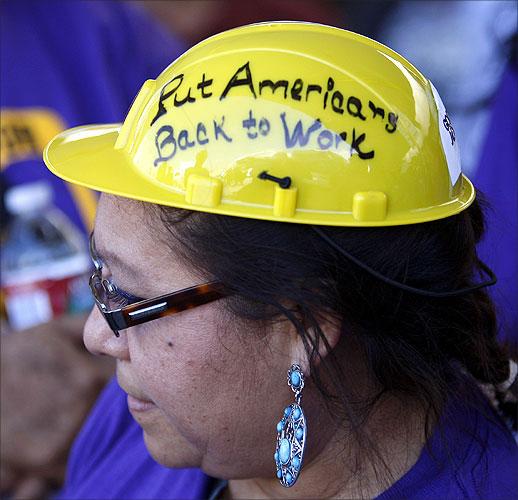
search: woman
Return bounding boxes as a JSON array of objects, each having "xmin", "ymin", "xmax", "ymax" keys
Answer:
[{"xmin": 44, "ymin": 23, "xmax": 517, "ymax": 499}]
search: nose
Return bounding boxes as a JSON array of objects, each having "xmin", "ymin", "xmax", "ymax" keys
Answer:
[{"xmin": 83, "ymin": 306, "xmax": 130, "ymax": 361}]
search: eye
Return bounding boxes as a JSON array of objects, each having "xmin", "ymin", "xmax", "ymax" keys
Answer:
[
  {"xmin": 115, "ymin": 286, "xmax": 144, "ymax": 305},
  {"xmin": 103, "ymin": 278, "xmax": 144, "ymax": 307}
]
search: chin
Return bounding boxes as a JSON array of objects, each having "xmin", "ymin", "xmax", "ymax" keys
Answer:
[{"xmin": 142, "ymin": 429, "xmax": 201, "ymax": 469}]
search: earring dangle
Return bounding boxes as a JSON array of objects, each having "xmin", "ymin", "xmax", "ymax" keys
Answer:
[{"xmin": 274, "ymin": 364, "xmax": 307, "ymax": 487}]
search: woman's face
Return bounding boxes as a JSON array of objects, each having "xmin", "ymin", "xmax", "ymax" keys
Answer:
[{"xmin": 84, "ymin": 194, "xmax": 297, "ymax": 479}]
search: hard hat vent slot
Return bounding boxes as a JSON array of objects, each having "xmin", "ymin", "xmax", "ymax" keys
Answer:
[
  {"xmin": 185, "ymin": 174, "xmax": 222, "ymax": 208},
  {"xmin": 352, "ymin": 191, "xmax": 387, "ymax": 221},
  {"xmin": 273, "ymin": 185, "xmax": 298, "ymax": 218}
]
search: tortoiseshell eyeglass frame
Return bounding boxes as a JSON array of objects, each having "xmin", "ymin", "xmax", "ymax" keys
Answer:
[{"xmin": 88, "ymin": 232, "xmax": 229, "ymax": 337}]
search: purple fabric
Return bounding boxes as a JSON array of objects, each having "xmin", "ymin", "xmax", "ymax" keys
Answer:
[
  {"xmin": 377, "ymin": 387, "xmax": 518, "ymax": 500},
  {"xmin": 1, "ymin": 0, "xmax": 184, "ymax": 234},
  {"xmin": 473, "ymin": 66, "xmax": 518, "ymax": 344},
  {"xmin": 58, "ymin": 378, "xmax": 211, "ymax": 500}
]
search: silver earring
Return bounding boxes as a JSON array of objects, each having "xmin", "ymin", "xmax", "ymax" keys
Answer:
[{"xmin": 274, "ymin": 364, "xmax": 307, "ymax": 487}]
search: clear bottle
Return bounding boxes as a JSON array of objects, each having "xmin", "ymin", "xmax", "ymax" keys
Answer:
[{"xmin": 1, "ymin": 181, "xmax": 92, "ymax": 331}]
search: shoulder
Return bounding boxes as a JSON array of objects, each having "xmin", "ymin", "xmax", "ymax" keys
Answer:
[
  {"xmin": 378, "ymin": 387, "xmax": 518, "ymax": 500},
  {"xmin": 458, "ymin": 399, "xmax": 518, "ymax": 499}
]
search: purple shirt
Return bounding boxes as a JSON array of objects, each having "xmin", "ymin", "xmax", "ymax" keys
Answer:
[
  {"xmin": 377, "ymin": 388, "xmax": 518, "ymax": 499},
  {"xmin": 59, "ymin": 377, "xmax": 211, "ymax": 499}
]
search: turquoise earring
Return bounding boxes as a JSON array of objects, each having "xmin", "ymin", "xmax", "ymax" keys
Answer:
[{"xmin": 274, "ymin": 364, "xmax": 307, "ymax": 487}]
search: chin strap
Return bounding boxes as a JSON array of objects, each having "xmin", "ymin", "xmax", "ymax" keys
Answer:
[{"xmin": 311, "ymin": 226, "xmax": 497, "ymax": 298}]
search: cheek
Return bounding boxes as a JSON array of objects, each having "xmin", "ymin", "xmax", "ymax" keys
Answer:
[
  {"xmin": 127, "ymin": 309, "xmax": 293, "ymax": 477},
  {"xmin": 129, "ymin": 310, "xmax": 245, "ymax": 442}
]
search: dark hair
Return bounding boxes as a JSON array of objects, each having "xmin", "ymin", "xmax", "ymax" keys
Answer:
[{"xmin": 150, "ymin": 191, "xmax": 516, "ymax": 484}]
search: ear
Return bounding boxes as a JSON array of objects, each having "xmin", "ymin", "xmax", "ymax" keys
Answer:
[{"xmin": 288, "ymin": 309, "xmax": 342, "ymax": 376}]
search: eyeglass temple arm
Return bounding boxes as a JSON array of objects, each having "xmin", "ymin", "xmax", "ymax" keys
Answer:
[{"xmin": 105, "ymin": 282, "xmax": 229, "ymax": 332}]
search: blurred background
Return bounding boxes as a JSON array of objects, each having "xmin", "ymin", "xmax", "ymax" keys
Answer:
[{"xmin": 1, "ymin": 1, "xmax": 516, "ymax": 498}]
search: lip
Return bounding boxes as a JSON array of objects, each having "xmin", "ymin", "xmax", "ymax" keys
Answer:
[
  {"xmin": 127, "ymin": 394, "xmax": 156, "ymax": 412},
  {"xmin": 117, "ymin": 371, "xmax": 156, "ymax": 412}
]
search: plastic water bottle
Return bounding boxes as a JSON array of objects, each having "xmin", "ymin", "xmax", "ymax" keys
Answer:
[{"xmin": 1, "ymin": 181, "xmax": 92, "ymax": 331}]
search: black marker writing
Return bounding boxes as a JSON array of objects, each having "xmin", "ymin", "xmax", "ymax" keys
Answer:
[
  {"xmin": 150, "ymin": 73, "xmax": 216, "ymax": 126},
  {"xmin": 174, "ymin": 87, "xmax": 195, "ymax": 107},
  {"xmin": 291, "ymin": 79, "xmax": 303, "ymax": 101},
  {"xmin": 197, "ymin": 73, "xmax": 213, "ymax": 98},
  {"xmin": 323, "ymin": 78, "xmax": 334, "ymax": 109},
  {"xmin": 150, "ymin": 63, "xmax": 399, "ymax": 139},
  {"xmin": 369, "ymin": 100, "xmax": 385, "ymax": 120},
  {"xmin": 331, "ymin": 91, "xmax": 344, "ymax": 114},
  {"xmin": 220, "ymin": 62, "xmax": 256, "ymax": 100},
  {"xmin": 350, "ymin": 129, "xmax": 374, "ymax": 159},
  {"xmin": 259, "ymin": 79, "xmax": 289, "ymax": 99},
  {"xmin": 385, "ymin": 112, "xmax": 398, "ymax": 133},
  {"xmin": 150, "ymin": 75, "xmax": 184, "ymax": 126},
  {"xmin": 306, "ymin": 84, "xmax": 322, "ymax": 101},
  {"xmin": 347, "ymin": 97, "xmax": 366, "ymax": 121}
]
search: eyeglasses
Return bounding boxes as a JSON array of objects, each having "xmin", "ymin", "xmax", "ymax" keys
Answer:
[{"xmin": 88, "ymin": 232, "xmax": 229, "ymax": 337}]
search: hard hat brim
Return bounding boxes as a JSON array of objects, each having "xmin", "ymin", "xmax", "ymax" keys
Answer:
[
  {"xmin": 44, "ymin": 124, "xmax": 476, "ymax": 226},
  {"xmin": 43, "ymin": 124, "xmax": 187, "ymax": 208}
]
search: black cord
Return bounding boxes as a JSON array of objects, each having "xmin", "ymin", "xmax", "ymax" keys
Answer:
[{"xmin": 312, "ymin": 226, "xmax": 497, "ymax": 298}]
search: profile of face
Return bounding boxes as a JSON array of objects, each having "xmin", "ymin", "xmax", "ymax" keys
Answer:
[{"xmin": 84, "ymin": 194, "xmax": 312, "ymax": 479}]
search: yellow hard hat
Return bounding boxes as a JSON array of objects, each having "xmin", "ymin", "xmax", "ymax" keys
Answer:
[{"xmin": 44, "ymin": 22, "xmax": 474, "ymax": 227}]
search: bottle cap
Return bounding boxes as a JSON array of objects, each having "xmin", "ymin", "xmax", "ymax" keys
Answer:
[{"xmin": 5, "ymin": 181, "xmax": 53, "ymax": 215}]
